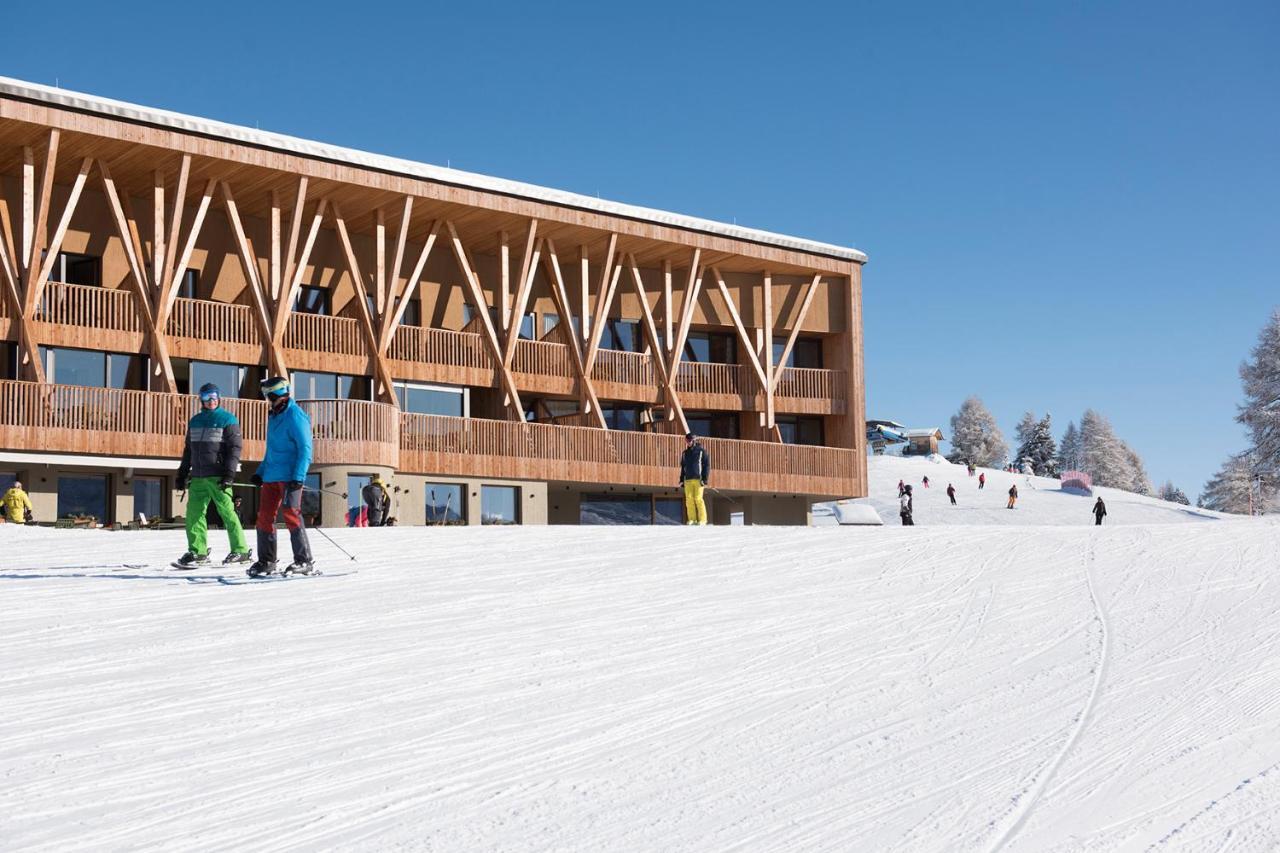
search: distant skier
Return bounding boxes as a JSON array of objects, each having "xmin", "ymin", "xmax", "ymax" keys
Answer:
[
  {"xmin": 897, "ymin": 479, "xmax": 905, "ymax": 497},
  {"xmin": 174, "ymin": 383, "xmax": 251, "ymax": 568},
  {"xmin": 900, "ymin": 485, "xmax": 914, "ymax": 525},
  {"xmin": 922, "ymin": 476, "xmax": 930, "ymax": 488},
  {"xmin": 947, "ymin": 483, "xmax": 957, "ymax": 505},
  {"xmin": 249, "ymin": 376, "xmax": 315, "ymax": 577},
  {"xmin": 679, "ymin": 432, "xmax": 710, "ymax": 526},
  {"xmin": 967, "ymin": 463, "xmax": 976, "ymax": 477},
  {"xmin": 1007, "ymin": 484, "xmax": 1018, "ymax": 509},
  {"xmin": 2, "ymin": 480, "xmax": 33, "ymax": 524},
  {"xmin": 1093, "ymin": 497, "xmax": 1107, "ymax": 525},
  {"xmin": 362, "ymin": 474, "xmax": 391, "ymax": 527},
  {"xmin": 979, "ymin": 472, "xmax": 986, "ymax": 490}
]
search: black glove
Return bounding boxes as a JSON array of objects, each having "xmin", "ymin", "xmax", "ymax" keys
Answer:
[
  {"xmin": 701, "ymin": 480, "xmax": 707, "ymax": 487},
  {"xmin": 219, "ymin": 477, "xmax": 234, "ymax": 490},
  {"xmin": 176, "ymin": 477, "xmax": 188, "ymax": 491},
  {"xmin": 288, "ymin": 480, "xmax": 304, "ymax": 493},
  {"xmin": 250, "ymin": 474, "xmax": 263, "ymax": 486}
]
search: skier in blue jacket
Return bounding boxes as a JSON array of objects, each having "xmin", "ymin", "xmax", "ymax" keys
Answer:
[{"xmin": 248, "ymin": 376, "xmax": 314, "ymax": 576}]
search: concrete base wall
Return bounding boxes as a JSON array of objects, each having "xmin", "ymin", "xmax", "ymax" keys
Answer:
[
  {"xmin": 742, "ymin": 495, "xmax": 813, "ymax": 526},
  {"xmin": 311, "ymin": 466, "xmax": 548, "ymax": 527}
]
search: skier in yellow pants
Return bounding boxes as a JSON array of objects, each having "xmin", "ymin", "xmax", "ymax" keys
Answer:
[{"xmin": 679, "ymin": 432, "xmax": 710, "ymax": 525}]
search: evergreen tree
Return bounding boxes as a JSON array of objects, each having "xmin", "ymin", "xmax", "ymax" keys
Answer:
[
  {"xmin": 947, "ymin": 396, "xmax": 1009, "ymax": 468},
  {"xmin": 1079, "ymin": 409, "xmax": 1129, "ymax": 487},
  {"xmin": 1015, "ymin": 413, "xmax": 1060, "ymax": 477},
  {"xmin": 1200, "ymin": 455, "xmax": 1258, "ymax": 514},
  {"xmin": 1158, "ymin": 481, "xmax": 1191, "ymax": 505},
  {"xmin": 1121, "ymin": 443, "xmax": 1153, "ymax": 495},
  {"xmin": 1237, "ymin": 309, "xmax": 1280, "ymax": 480},
  {"xmin": 1058, "ymin": 421, "xmax": 1082, "ymax": 473}
]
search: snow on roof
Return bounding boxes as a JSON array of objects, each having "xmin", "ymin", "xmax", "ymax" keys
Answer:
[
  {"xmin": 0, "ymin": 451, "xmax": 179, "ymax": 470},
  {"xmin": 0, "ymin": 76, "xmax": 867, "ymax": 265},
  {"xmin": 905, "ymin": 428, "xmax": 944, "ymax": 438}
]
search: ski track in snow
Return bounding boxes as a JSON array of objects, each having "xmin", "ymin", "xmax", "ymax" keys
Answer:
[{"xmin": 3, "ymin": 486, "xmax": 1280, "ymax": 851}]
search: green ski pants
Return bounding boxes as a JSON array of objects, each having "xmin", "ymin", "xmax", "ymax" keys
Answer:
[{"xmin": 185, "ymin": 476, "xmax": 248, "ymax": 555}]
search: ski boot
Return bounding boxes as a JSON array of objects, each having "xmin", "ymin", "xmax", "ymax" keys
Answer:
[
  {"xmin": 222, "ymin": 550, "xmax": 253, "ymax": 566},
  {"xmin": 246, "ymin": 560, "xmax": 278, "ymax": 578},
  {"xmin": 282, "ymin": 560, "xmax": 318, "ymax": 577},
  {"xmin": 173, "ymin": 551, "xmax": 211, "ymax": 569}
]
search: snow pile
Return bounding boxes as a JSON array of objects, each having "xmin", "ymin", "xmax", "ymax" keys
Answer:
[
  {"xmin": 5, "ymin": 517, "xmax": 1280, "ymax": 850},
  {"xmin": 819, "ymin": 454, "xmax": 1225, "ymax": 527}
]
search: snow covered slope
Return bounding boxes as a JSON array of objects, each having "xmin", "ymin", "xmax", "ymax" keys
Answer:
[
  {"xmin": 4, "ymin": 519, "xmax": 1279, "ymax": 851},
  {"xmin": 820, "ymin": 454, "xmax": 1224, "ymax": 527}
]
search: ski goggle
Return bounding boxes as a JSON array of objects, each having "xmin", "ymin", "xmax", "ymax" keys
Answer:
[
  {"xmin": 261, "ymin": 379, "xmax": 290, "ymax": 399},
  {"xmin": 199, "ymin": 390, "xmax": 219, "ymax": 403}
]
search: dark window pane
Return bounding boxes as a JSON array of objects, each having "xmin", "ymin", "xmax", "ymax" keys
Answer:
[
  {"xmin": 294, "ymin": 371, "xmax": 338, "ymax": 400},
  {"xmin": 132, "ymin": 478, "xmax": 164, "ymax": 522},
  {"xmin": 179, "ymin": 269, "xmax": 199, "ymax": 300},
  {"xmin": 481, "ymin": 485, "xmax": 519, "ymax": 525},
  {"xmin": 58, "ymin": 475, "xmax": 109, "ymax": 522},
  {"xmin": 339, "ymin": 375, "xmax": 371, "ymax": 401},
  {"xmin": 295, "ymin": 286, "xmax": 329, "ymax": 316},
  {"xmin": 191, "ymin": 361, "xmax": 241, "ymax": 397},
  {"xmin": 425, "ymin": 483, "xmax": 466, "ymax": 525},
  {"xmin": 401, "ymin": 298, "xmax": 421, "ymax": 327},
  {"xmin": 53, "ymin": 348, "xmax": 106, "ymax": 387},
  {"xmin": 519, "ymin": 313, "xmax": 535, "ymax": 340},
  {"xmin": 581, "ymin": 495, "xmax": 651, "ymax": 525},
  {"xmin": 108, "ymin": 354, "xmax": 146, "ymax": 390},
  {"xmin": 301, "ymin": 473, "xmax": 321, "ymax": 526},
  {"xmin": 773, "ymin": 338, "xmax": 823, "ymax": 369}
]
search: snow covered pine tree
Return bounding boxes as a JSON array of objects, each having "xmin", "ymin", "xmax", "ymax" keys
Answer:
[
  {"xmin": 1158, "ymin": 481, "xmax": 1191, "ymax": 505},
  {"xmin": 1014, "ymin": 412, "xmax": 1060, "ymax": 477},
  {"xmin": 1237, "ymin": 308, "xmax": 1280, "ymax": 490},
  {"xmin": 1058, "ymin": 421, "xmax": 1083, "ymax": 474},
  {"xmin": 1200, "ymin": 455, "xmax": 1259, "ymax": 514},
  {"xmin": 947, "ymin": 397, "xmax": 1009, "ymax": 468}
]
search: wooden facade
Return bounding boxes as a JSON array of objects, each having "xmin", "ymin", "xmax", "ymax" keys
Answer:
[{"xmin": 0, "ymin": 80, "xmax": 867, "ymax": 519}]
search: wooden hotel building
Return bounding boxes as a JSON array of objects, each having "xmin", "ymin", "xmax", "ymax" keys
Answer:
[{"xmin": 0, "ymin": 77, "xmax": 867, "ymax": 527}]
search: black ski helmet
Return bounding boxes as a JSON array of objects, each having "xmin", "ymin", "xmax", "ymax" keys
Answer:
[{"xmin": 198, "ymin": 382, "xmax": 221, "ymax": 401}]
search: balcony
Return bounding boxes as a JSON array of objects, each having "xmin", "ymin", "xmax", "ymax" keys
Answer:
[
  {"xmin": 12, "ymin": 289, "xmax": 847, "ymax": 415},
  {"xmin": 0, "ymin": 381, "xmax": 857, "ymax": 498},
  {"xmin": 0, "ymin": 381, "xmax": 396, "ymax": 469},
  {"xmin": 399, "ymin": 413, "xmax": 857, "ymax": 498}
]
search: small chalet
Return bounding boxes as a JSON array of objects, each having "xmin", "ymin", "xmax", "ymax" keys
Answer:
[{"xmin": 903, "ymin": 428, "xmax": 945, "ymax": 457}]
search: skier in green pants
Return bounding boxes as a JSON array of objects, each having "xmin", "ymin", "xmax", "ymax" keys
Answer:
[{"xmin": 174, "ymin": 383, "xmax": 252, "ymax": 568}]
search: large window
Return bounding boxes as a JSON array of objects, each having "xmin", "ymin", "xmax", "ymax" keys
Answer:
[
  {"xmin": 191, "ymin": 361, "xmax": 241, "ymax": 397},
  {"xmin": 601, "ymin": 319, "xmax": 641, "ymax": 352},
  {"xmin": 58, "ymin": 475, "xmax": 109, "ymax": 522},
  {"xmin": 461, "ymin": 304, "xmax": 500, "ymax": 331},
  {"xmin": 1, "ymin": 342, "xmax": 16, "ymax": 380},
  {"xmin": 395, "ymin": 382, "xmax": 466, "ymax": 417},
  {"xmin": 293, "ymin": 371, "xmax": 371, "ymax": 401},
  {"xmin": 40, "ymin": 348, "xmax": 145, "ymax": 390},
  {"xmin": 425, "ymin": 483, "xmax": 466, "ymax": 525},
  {"xmin": 774, "ymin": 337, "xmax": 823, "ymax": 369},
  {"xmin": 685, "ymin": 411, "xmax": 739, "ymax": 440},
  {"xmin": 49, "ymin": 252, "xmax": 101, "ymax": 286},
  {"xmin": 777, "ymin": 415, "xmax": 824, "ymax": 446},
  {"xmin": 132, "ymin": 477, "xmax": 165, "ymax": 523},
  {"xmin": 541, "ymin": 313, "xmax": 580, "ymax": 340},
  {"xmin": 481, "ymin": 485, "xmax": 519, "ymax": 525},
  {"xmin": 684, "ymin": 332, "xmax": 736, "ymax": 364},
  {"xmin": 177, "ymin": 269, "xmax": 200, "ymax": 300},
  {"xmin": 601, "ymin": 404, "xmax": 644, "ymax": 431},
  {"xmin": 581, "ymin": 494, "xmax": 683, "ymax": 525},
  {"xmin": 294, "ymin": 285, "xmax": 330, "ymax": 316}
]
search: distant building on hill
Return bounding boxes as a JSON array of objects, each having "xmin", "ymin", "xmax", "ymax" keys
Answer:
[{"xmin": 903, "ymin": 428, "xmax": 945, "ymax": 457}]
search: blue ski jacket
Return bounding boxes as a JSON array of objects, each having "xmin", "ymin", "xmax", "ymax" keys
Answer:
[{"xmin": 256, "ymin": 398, "xmax": 313, "ymax": 483}]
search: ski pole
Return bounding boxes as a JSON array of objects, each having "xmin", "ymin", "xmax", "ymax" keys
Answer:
[{"xmin": 311, "ymin": 524, "xmax": 357, "ymax": 562}]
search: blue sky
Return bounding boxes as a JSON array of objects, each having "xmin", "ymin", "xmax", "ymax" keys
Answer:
[{"xmin": 8, "ymin": 1, "xmax": 1277, "ymax": 498}]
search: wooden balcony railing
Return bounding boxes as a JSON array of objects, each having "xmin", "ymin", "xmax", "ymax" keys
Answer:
[
  {"xmin": 284, "ymin": 313, "xmax": 363, "ymax": 356},
  {"xmin": 398, "ymin": 413, "xmax": 858, "ymax": 497},
  {"xmin": 38, "ymin": 283, "xmax": 140, "ymax": 333},
  {"xmin": 774, "ymin": 367, "xmax": 846, "ymax": 401},
  {"xmin": 673, "ymin": 361, "xmax": 744, "ymax": 397},
  {"xmin": 0, "ymin": 381, "xmax": 397, "ymax": 468},
  {"xmin": 591, "ymin": 349, "xmax": 654, "ymax": 387},
  {"xmin": 167, "ymin": 297, "xmax": 259, "ymax": 346},
  {"xmin": 389, "ymin": 325, "xmax": 489, "ymax": 369},
  {"xmin": 511, "ymin": 337, "xmax": 572, "ymax": 377}
]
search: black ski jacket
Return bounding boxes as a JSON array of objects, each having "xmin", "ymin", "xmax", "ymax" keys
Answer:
[{"xmin": 679, "ymin": 443, "xmax": 710, "ymax": 484}]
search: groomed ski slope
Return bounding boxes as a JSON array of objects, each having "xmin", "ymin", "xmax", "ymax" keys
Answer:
[
  {"xmin": 4, "ymin": 513, "xmax": 1279, "ymax": 850},
  {"xmin": 822, "ymin": 454, "xmax": 1225, "ymax": 527}
]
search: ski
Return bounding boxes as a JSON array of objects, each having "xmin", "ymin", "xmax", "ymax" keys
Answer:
[{"xmin": 216, "ymin": 569, "xmax": 355, "ymax": 586}]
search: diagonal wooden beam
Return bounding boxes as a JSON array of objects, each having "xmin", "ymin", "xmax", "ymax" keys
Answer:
[
  {"xmin": 22, "ymin": 131, "xmax": 60, "ymax": 314},
  {"xmin": 502, "ymin": 228, "xmax": 540, "ymax": 368},
  {"xmin": 543, "ymin": 239, "xmax": 606, "ymax": 428},
  {"xmin": 221, "ymin": 180, "xmax": 285, "ymax": 377},
  {"xmin": 385, "ymin": 197, "xmax": 413, "ymax": 325},
  {"xmin": 279, "ymin": 176, "xmax": 308, "ymax": 314},
  {"xmin": 445, "ymin": 220, "xmax": 523, "ymax": 418},
  {"xmin": 762, "ymin": 269, "xmax": 774, "ymax": 429},
  {"xmin": 332, "ymin": 204, "xmax": 400, "ymax": 406},
  {"xmin": 30, "ymin": 157, "xmax": 94, "ymax": 315},
  {"xmin": 382, "ymin": 218, "xmax": 439, "ymax": 352},
  {"xmin": 498, "ymin": 230, "xmax": 511, "ymax": 333},
  {"xmin": 667, "ymin": 249, "xmax": 703, "ymax": 379},
  {"xmin": 579, "ymin": 245, "xmax": 590, "ymax": 345},
  {"xmin": 159, "ymin": 178, "xmax": 217, "ymax": 326},
  {"xmin": 711, "ymin": 266, "xmax": 771, "ymax": 395},
  {"xmin": 582, "ymin": 233, "xmax": 618, "ymax": 369},
  {"xmin": 772, "ymin": 273, "xmax": 822, "ymax": 391},
  {"xmin": 161, "ymin": 155, "xmax": 190, "ymax": 295},
  {"xmin": 627, "ymin": 254, "xmax": 688, "ymax": 433}
]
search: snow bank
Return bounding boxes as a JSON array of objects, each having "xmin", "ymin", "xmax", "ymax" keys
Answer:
[{"xmin": 4, "ymin": 518, "xmax": 1279, "ymax": 850}]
